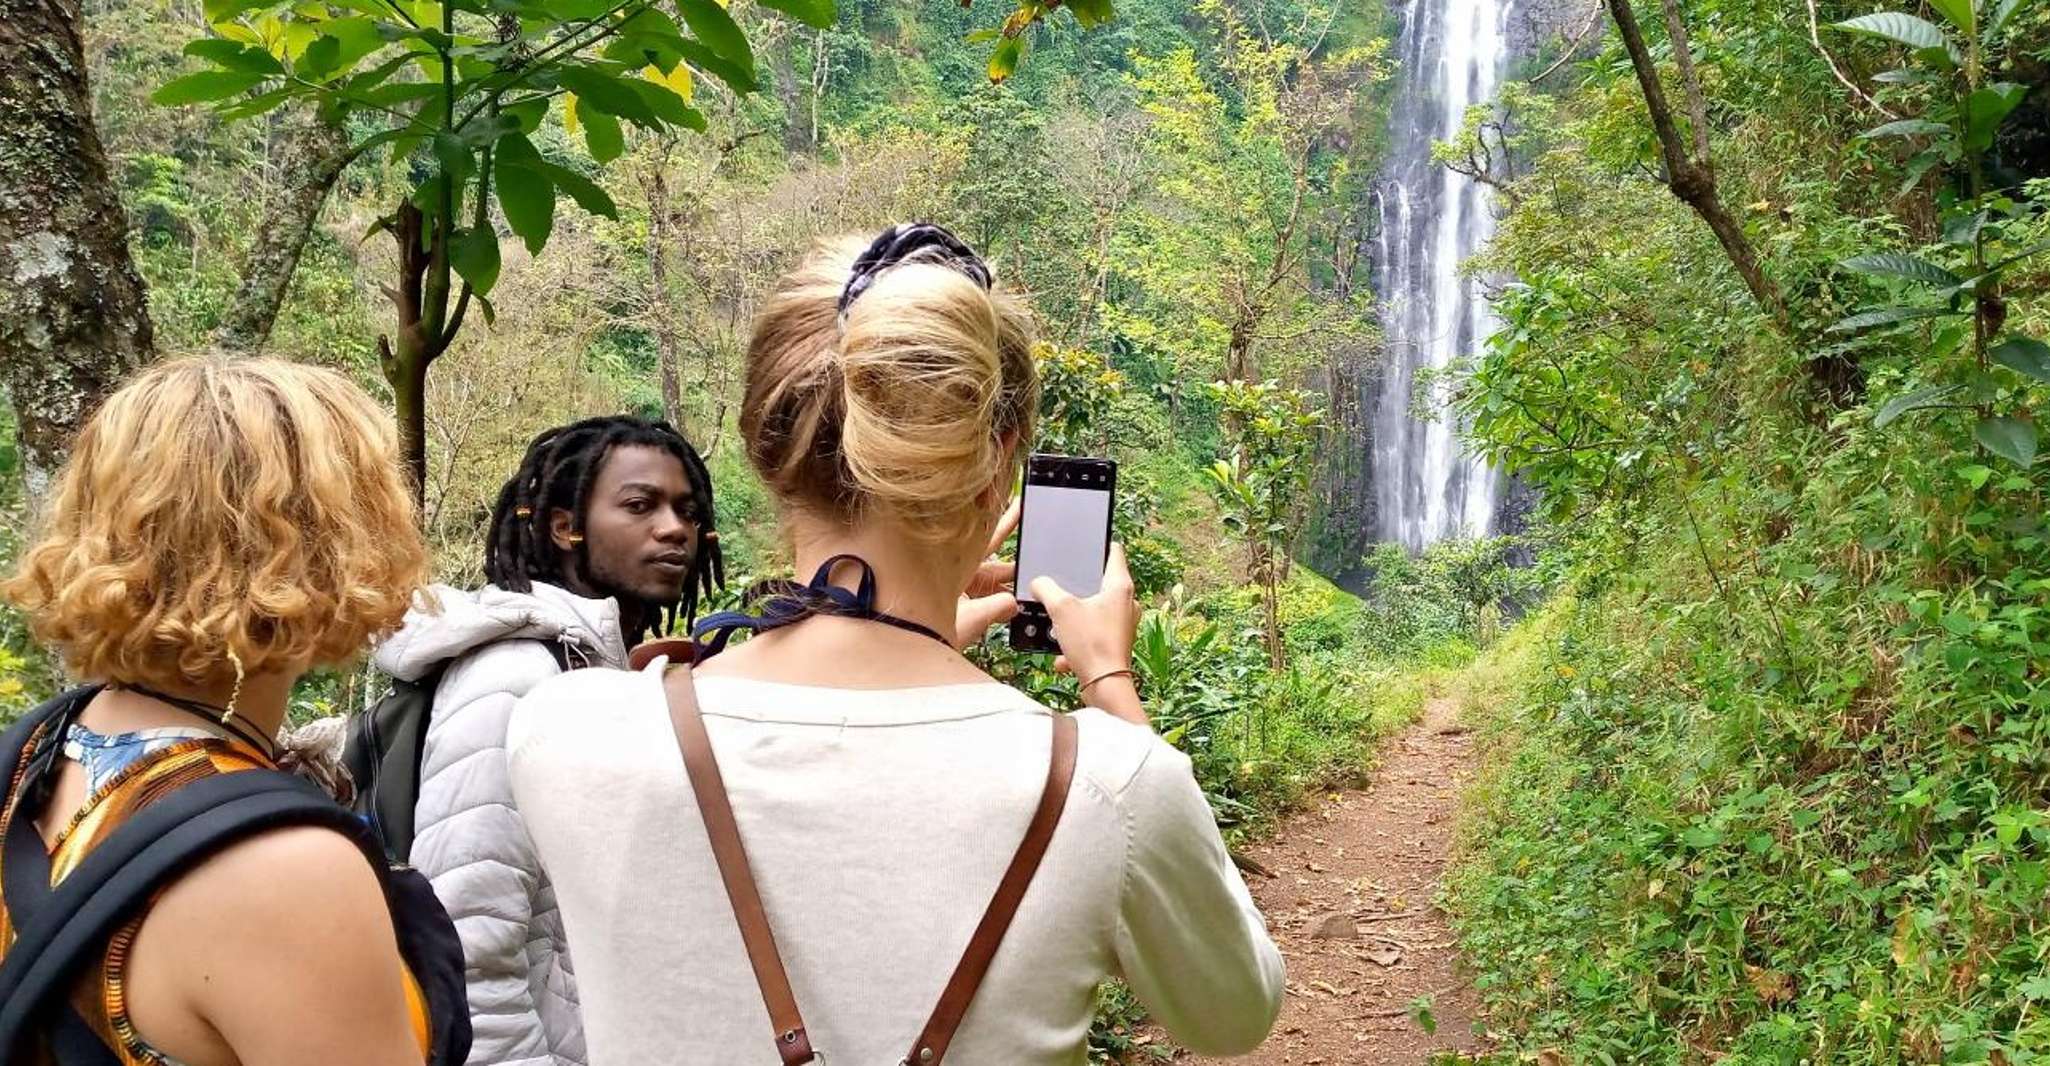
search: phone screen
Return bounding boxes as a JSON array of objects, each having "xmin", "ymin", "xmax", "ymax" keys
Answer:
[{"xmin": 1016, "ymin": 464, "xmax": 1114, "ymax": 605}]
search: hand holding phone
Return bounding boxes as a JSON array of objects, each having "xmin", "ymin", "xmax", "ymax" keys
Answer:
[{"xmin": 1010, "ymin": 455, "xmax": 1116, "ymax": 655}]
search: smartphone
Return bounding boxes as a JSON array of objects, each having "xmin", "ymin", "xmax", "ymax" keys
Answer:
[{"xmin": 1009, "ymin": 454, "xmax": 1117, "ymax": 655}]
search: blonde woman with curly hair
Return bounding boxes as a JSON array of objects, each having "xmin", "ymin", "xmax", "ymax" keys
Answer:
[
  {"xmin": 508, "ymin": 225, "xmax": 1282, "ymax": 1065},
  {"xmin": 0, "ymin": 357, "xmax": 468, "ymax": 1066}
]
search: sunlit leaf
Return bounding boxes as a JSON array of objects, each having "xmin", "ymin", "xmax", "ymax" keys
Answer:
[
  {"xmin": 1975, "ymin": 416, "xmax": 2036, "ymax": 467},
  {"xmin": 1926, "ymin": 0, "xmax": 1974, "ymax": 35},
  {"xmin": 153, "ymin": 70, "xmax": 270, "ymax": 105},
  {"xmin": 1874, "ymin": 384, "xmax": 1962, "ymax": 428},
  {"xmin": 1834, "ymin": 11, "xmax": 1950, "ymax": 50},
  {"xmin": 989, "ymin": 35, "xmax": 1024, "ymax": 83},
  {"xmin": 644, "ymin": 62, "xmax": 694, "ymax": 104}
]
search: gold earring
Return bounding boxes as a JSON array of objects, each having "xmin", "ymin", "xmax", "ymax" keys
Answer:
[
  {"xmin": 566, "ymin": 532, "xmax": 584, "ymax": 545},
  {"xmin": 224, "ymin": 649, "xmax": 246, "ymax": 725}
]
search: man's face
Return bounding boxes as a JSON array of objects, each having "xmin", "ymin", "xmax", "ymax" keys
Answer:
[{"xmin": 551, "ymin": 444, "xmax": 700, "ymax": 606}]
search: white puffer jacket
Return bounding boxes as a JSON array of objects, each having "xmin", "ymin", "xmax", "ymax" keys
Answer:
[{"xmin": 373, "ymin": 582, "xmax": 627, "ymax": 1066}]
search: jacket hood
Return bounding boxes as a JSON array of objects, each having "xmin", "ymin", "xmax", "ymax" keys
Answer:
[{"xmin": 372, "ymin": 581, "xmax": 628, "ymax": 682}]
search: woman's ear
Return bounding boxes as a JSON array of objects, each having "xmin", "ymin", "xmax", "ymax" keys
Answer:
[{"xmin": 549, "ymin": 507, "xmax": 581, "ymax": 552}]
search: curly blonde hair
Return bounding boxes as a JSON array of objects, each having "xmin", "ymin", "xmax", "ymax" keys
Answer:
[{"xmin": 3, "ymin": 356, "xmax": 428, "ymax": 688}]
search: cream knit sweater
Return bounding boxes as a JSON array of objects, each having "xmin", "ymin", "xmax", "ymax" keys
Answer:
[{"xmin": 506, "ymin": 664, "xmax": 1284, "ymax": 1066}]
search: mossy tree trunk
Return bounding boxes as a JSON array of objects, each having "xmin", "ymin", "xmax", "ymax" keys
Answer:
[
  {"xmin": 0, "ymin": 0, "xmax": 154, "ymax": 492},
  {"xmin": 215, "ymin": 110, "xmax": 358, "ymax": 353}
]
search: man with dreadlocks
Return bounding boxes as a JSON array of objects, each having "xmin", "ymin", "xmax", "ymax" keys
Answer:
[{"xmin": 371, "ymin": 415, "xmax": 722, "ymax": 1066}]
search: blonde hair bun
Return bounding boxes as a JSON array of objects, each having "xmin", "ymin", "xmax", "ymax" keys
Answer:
[{"xmin": 742, "ymin": 229, "xmax": 1039, "ymax": 540}]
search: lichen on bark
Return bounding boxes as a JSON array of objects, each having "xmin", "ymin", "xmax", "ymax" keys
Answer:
[{"xmin": 0, "ymin": 0, "xmax": 155, "ymax": 485}]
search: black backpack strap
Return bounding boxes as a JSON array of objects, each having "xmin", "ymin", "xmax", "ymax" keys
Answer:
[{"xmin": 0, "ymin": 767, "xmax": 362, "ymax": 1055}]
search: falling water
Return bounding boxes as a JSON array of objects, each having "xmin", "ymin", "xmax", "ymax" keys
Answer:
[{"xmin": 1369, "ymin": 0, "xmax": 1510, "ymax": 550}]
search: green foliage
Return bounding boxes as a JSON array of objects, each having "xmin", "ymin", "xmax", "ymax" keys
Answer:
[
  {"xmin": 1203, "ymin": 379, "xmax": 1325, "ymax": 668},
  {"xmin": 1827, "ymin": 3, "xmax": 2048, "ymax": 468},
  {"xmin": 1443, "ymin": 1, "xmax": 2050, "ymax": 1058}
]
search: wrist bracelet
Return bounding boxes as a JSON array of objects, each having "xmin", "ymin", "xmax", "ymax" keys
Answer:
[{"xmin": 1079, "ymin": 667, "xmax": 1136, "ymax": 693}]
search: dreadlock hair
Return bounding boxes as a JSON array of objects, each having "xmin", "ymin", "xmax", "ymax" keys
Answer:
[{"xmin": 484, "ymin": 415, "xmax": 725, "ymax": 642}]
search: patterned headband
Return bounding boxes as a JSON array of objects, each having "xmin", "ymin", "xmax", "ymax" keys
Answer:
[{"xmin": 836, "ymin": 222, "xmax": 994, "ymax": 319}]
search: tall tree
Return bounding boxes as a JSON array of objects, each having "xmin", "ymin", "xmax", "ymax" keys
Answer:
[{"xmin": 0, "ymin": 0, "xmax": 154, "ymax": 490}]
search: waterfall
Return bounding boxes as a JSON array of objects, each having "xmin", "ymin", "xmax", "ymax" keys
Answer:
[{"xmin": 1369, "ymin": 0, "xmax": 1510, "ymax": 551}]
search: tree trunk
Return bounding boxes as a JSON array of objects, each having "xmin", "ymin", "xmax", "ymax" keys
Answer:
[
  {"xmin": 646, "ymin": 156, "xmax": 686, "ymax": 437},
  {"xmin": 0, "ymin": 0, "xmax": 154, "ymax": 490},
  {"xmin": 1605, "ymin": 0, "xmax": 1786, "ymax": 330},
  {"xmin": 215, "ymin": 109, "xmax": 356, "ymax": 352}
]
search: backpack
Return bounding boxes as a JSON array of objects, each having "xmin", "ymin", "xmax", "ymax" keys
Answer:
[
  {"xmin": 345, "ymin": 642, "xmax": 569, "ymax": 862},
  {"xmin": 0, "ymin": 687, "xmax": 472, "ymax": 1065},
  {"xmin": 343, "ymin": 666, "xmax": 447, "ymax": 864}
]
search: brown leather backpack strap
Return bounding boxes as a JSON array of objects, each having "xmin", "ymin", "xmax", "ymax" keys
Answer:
[
  {"xmin": 662, "ymin": 667, "xmax": 818, "ymax": 1066},
  {"xmin": 902, "ymin": 711, "xmax": 1079, "ymax": 1066}
]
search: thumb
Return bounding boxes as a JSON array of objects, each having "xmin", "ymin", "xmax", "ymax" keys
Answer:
[{"xmin": 1029, "ymin": 575, "xmax": 1073, "ymax": 608}]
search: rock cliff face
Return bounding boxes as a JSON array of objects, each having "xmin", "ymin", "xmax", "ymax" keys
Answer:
[{"xmin": 1309, "ymin": 0, "xmax": 1598, "ymax": 590}]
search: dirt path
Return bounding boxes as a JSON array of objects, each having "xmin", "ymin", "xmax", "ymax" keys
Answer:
[{"xmin": 1168, "ymin": 696, "xmax": 1487, "ymax": 1064}]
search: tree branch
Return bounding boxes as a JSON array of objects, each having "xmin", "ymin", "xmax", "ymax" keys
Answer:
[{"xmin": 1805, "ymin": 0, "xmax": 1899, "ymax": 119}]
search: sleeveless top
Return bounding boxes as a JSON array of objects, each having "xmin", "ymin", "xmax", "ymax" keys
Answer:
[{"xmin": 0, "ymin": 725, "xmax": 435, "ymax": 1065}]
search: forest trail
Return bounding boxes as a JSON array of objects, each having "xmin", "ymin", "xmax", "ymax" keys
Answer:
[{"xmin": 1169, "ymin": 696, "xmax": 1487, "ymax": 1064}]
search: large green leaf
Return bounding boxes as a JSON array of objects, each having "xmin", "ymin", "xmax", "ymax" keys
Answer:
[
  {"xmin": 556, "ymin": 65, "xmax": 658, "ymax": 125},
  {"xmin": 432, "ymin": 131, "xmax": 474, "ymax": 184},
  {"xmin": 1841, "ymin": 252, "xmax": 1962, "ymax": 287},
  {"xmin": 670, "ymin": 38, "xmax": 756, "ymax": 93},
  {"xmin": 494, "ymin": 133, "xmax": 556, "ymax": 254},
  {"xmin": 1835, "ymin": 12, "xmax": 1950, "ymax": 50},
  {"xmin": 1874, "ymin": 384, "xmax": 1962, "ymax": 428},
  {"xmin": 1985, "ymin": 0, "xmax": 2025, "ymax": 43},
  {"xmin": 1067, "ymin": 0, "xmax": 1115, "ymax": 26},
  {"xmin": 627, "ymin": 79, "xmax": 705, "ymax": 131},
  {"xmin": 153, "ymin": 70, "xmax": 269, "ymax": 105},
  {"xmin": 534, "ymin": 162, "xmax": 618, "ymax": 219},
  {"xmin": 988, "ymin": 35, "xmax": 1024, "ymax": 83},
  {"xmin": 1975, "ymin": 416, "xmax": 2036, "ymax": 467},
  {"xmin": 754, "ymin": 0, "xmax": 837, "ymax": 29},
  {"xmin": 184, "ymin": 38, "xmax": 284, "ymax": 74},
  {"xmin": 449, "ymin": 225, "xmax": 502, "ymax": 296},
  {"xmin": 215, "ymin": 86, "xmax": 300, "ymax": 121},
  {"xmin": 1963, "ymin": 82, "xmax": 2027, "ymax": 152},
  {"xmin": 1828, "ymin": 306, "xmax": 1959, "ymax": 332},
  {"xmin": 674, "ymin": 0, "xmax": 754, "ymax": 73},
  {"xmin": 1859, "ymin": 118, "xmax": 1952, "ymax": 139},
  {"xmin": 1926, "ymin": 0, "xmax": 1975, "ymax": 34},
  {"xmin": 581, "ymin": 104, "xmax": 624, "ymax": 163},
  {"xmin": 1991, "ymin": 336, "xmax": 2050, "ymax": 383}
]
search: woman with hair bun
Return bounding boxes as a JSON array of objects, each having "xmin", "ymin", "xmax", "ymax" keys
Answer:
[
  {"xmin": 508, "ymin": 224, "xmax": 1282, "ymax": 1065},
  {"xmin": 0, "ymin": 356, "xmax": 465, "ymax": 1066}
]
